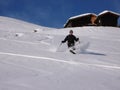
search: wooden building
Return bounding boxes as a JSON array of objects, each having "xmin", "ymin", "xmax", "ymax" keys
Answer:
[
  {"xmin": 95, "ymin": 10, "xmax": 120, "ymax": 26},
  {"xmin": 64, "ymin": 13, "xmax": 97, "ymax": 28}
]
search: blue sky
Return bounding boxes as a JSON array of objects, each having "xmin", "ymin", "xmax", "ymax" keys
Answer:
[{"xmin": 0, "ymin": 0, "xmax": 120, "ymax": 28}]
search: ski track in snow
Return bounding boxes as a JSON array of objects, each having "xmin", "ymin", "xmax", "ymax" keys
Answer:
[
  {"xmin": 0, "ymin": 38, "xmax": 40, "ymax": 45},
  {"xmin": 0, "ymin": 51, "xmax": 120, "ymax": 70}
]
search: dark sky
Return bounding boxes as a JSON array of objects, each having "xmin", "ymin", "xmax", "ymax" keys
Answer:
[{"xmin": 0, "ymin": 0, "xmax": 120, "ymax": 28}]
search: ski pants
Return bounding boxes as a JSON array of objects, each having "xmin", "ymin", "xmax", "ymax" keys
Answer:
[{"xmin": 67, "ymin": 42, "xmax": 75, "ymax": 48}]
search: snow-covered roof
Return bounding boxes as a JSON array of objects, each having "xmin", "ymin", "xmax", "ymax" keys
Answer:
[
  {"xmin": 64, "ymin": 13, "xmax": 97, "ymax": 27},
  {"xmin": 69, "ymin": 13, "xmax": 97, "ymax": 20},
  {"xmin": 98, "ymin": 10, "xmax": 120, "ymax": 16}
]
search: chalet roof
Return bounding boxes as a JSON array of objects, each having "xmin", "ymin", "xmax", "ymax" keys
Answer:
[
  {"xmin": 98, "ymin": 10, "xmax": 120, "ymax": 16},
  {"xmin": 64, "ymin": 13, "xmax": 97, "ymax": 27},
  {"xmin": 69, "ymin": 13, "xmax": 97, "ymax": 20}
]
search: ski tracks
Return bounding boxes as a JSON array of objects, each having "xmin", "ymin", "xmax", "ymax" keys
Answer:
[{"xmin": 0, "ymin": 52, "xmax": 120, "ymax": 70}]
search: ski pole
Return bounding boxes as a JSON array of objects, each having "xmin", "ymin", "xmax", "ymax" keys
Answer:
[{"xmin": 56, "ymin": 42, "xmax": 62, "ymax": 52}]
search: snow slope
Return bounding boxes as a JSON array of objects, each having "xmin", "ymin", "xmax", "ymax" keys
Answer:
[{"xmin": 0, "ymin": 16, "xmax": 120, "ymax": 90}]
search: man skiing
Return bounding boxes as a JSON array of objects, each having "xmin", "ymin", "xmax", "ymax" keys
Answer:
[{"xmin": 61, "ymin": 30, "xmax": 79, "ymax": 48}]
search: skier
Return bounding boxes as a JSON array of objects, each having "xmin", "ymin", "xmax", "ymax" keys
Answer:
[{"xmin": 61, "ymin": 30, "xmax": 79, "ymax": 49}]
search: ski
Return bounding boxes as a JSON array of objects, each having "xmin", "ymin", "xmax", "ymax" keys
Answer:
[{"xmin": 70, "ymin": 50, "xmax": 76, "ymax": 54}]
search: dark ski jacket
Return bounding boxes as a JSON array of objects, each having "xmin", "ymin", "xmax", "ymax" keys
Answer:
[{"xmin": 62, "ymin": 34, "xmax": 79, "ymax": 47}]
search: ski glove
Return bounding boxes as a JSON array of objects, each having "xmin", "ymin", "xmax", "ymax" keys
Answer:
[
  {"xmin": 61, "ymin": 41, "xmax": 65, "ymax": 43},
  {"xmin": 76, "ymin": 38, "xmax": 79, "ymax": 41}
]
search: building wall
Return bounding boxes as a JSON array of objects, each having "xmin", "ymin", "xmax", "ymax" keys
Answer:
[{"xmin": 96, "ymin": 14, "xmax": 119, "ymax": 26}]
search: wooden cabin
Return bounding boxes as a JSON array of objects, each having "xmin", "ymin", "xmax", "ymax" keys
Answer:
[
  {"xmin": 64, "ymin": 13, "xmax": 97, "ymax": 28},
  {"xmin": 95, "ymin": 10, "xmax": 120, "ymax": 26}
]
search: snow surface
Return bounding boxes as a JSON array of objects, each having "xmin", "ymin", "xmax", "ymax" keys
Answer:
[{"xmin": 0, "ymin": 16, "xmax": 120, "ymax": 90}]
